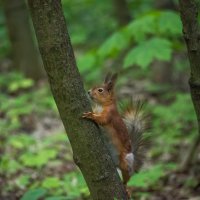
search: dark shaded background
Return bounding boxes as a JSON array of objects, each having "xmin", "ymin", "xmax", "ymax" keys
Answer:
[{"xmin": 0, "ymin": 0, "xmax": 199, "ymax": 199}]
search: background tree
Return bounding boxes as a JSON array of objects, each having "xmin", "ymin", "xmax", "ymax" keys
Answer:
[
  {"xmin": 1, "ymin": 0, "xmax": 199, "ymax": 199},
  {"xmin": 179, "ymin": 0, "xmax": 200, "ymax": 168},
  {"xmin": 3, "ymin": 0, "xmax": 44, "ymax": 80},
  {"xmin": 112, "ymin": 0, "xmax": 131, "ymax": 26},
  {"xmin": 27, "ymin": 0, "xmax": 128, "ymax": 199}
]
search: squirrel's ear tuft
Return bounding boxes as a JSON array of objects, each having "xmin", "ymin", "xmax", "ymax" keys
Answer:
[
  {"xmin": 105, "ymin": 73, "xmax": 118, "ymax": 92},
  {"xmin": 104, "ymin": 72, "xmax": 112, "ymax": 84},
  {"xmin": 111, "ymin": 73, "xmax": 118, "ymax": 83}
]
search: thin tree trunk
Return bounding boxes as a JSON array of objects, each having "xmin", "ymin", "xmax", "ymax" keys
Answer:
[
  {"xmin": 156, "ymin": 0, "xmax": 177, "ymax": 10},
  {"xmin": 3, "ymin": 0, "xmax": 44, "ymax": 80},
  {"xmin": 27, "ymin": 0, "xmax": 128, "ymax": 199},
  {"xmin": 112, "ymin": 0, "xmax": 131, "ymax": 26},
  {"xmin": 110, "ymin": 0, "xmax": 131, "ymax": 70},
  {"xmin": 151, "ymin": 0, "xmax": 177, "ymax": 86},
  {"xmin": 179, "ymin": 0, "xmax": 200, "ymax": 169}
]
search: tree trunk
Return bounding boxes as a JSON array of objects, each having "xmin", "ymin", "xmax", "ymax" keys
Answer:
[
  {"xmin": 112, "ymin": 0, "xmax": 131, "ymax": 26},
  {"xmin": 27, "ymin": 0, "xmax": 128, "ymax": 199},
  {"xmin": 151, "ymin": 60, "xmax": 173, "ymax": 85},
  {"xmin": 155, "ymin": 0, "xmax": 177, "ymax": 10},
  {"xmin": 3, "ymin": 0, "xmax": 44, "ymax": 80},
  {"xmin": 151, "ymin": 0, "xmax": 177, "ymax": 86},
  {"xmin": 179, "ymin": 0, "xmax": 200, "ymax": 169}
]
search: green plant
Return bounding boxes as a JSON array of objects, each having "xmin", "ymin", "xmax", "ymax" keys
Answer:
[
  {"xmin": 62, "ymin": 171, "xmax": 89, "ymax": 198},
  {"xmin": 21, "ymin": 188, "xmax": 47, "ymax": 200},
  {"xmin": 20, "ymin": 149, "xmax": 58, "ymax": 168},
  {"xmin": 124, "ymin": 37, "xmax": 172, "ymax": 68},
  {"xmin": 128, "ymin": 163, "xmax": 176, "ymax": 188},
  {"xmin": 42, "ymin": 177, "xmax": 62, "ymax": 189},
  {"xmin": 149, "ymin": 93, "xmax": 196, "ymax": 158}
]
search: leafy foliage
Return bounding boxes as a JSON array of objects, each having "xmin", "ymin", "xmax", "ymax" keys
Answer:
[
  {"xmin": 124, "ymin": 38, "xmax": 172, "ymax": 68},
  {"xmin": 0, "ymin": 70, "xmax": 197, "ymax": 199},
  {"xmin": 21, "ymin": 188, "xmax": 47, "ymax": 200},
  {"xmin": 63, "ymin": 172, "xmax": 89, "ymax": 198},
  {"xmin": 62, "ymin": 0, "xmax": 117, "ymax": 46},
  {"xmin": 20, "ymin": 149, "xmax": 58, "ymax": 168},
  {"xmin": 8, "ymin": 134, "xmax": 35, "ymax": 149},
  {"xmin": 150, "ymin": 93, "xmax": 196, "ymax": 158},
  {"xmin": 0, "ymin": 0, "xmax": 197, "ymax": 199},
  {"xmin": 42, "ymin": 177, "xmax": 62, "ymax": 189},
  {"xmin": 128, "ymin": 163, "xmax": 176, "ymax": 188},
  {"xmin": 93, "ymin": 10, "xmax": 182, "ymax": 72},
  {"xmin": 125, "ymin": 14, "xmax": 157, "ymax": 42},
  {"xmin": 0, "ymin": 72, "xmax": 57, "ymax": 135},
  {"xmin": 97, "ymin": 32, "xmax": 129, "ymax": 58},
  {"xmin": 0, "ymin": 71, "xmax": 34, "ymax": 92},
  {"xmin": 74, "ymin": 10, "xmax": 183, "ymax": 82},
  {"xmin": 76, "ymin": 52, "xmax": 96, "ymax": 73}
]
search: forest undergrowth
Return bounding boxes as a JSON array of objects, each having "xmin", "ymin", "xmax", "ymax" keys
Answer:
[{"xmin": 0, "ymin": 71, "xmax": 199, "ymax": 200}]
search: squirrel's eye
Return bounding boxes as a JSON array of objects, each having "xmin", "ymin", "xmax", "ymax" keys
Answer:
[{"xmin": 98, "ymin": 88, "xmax": 103, "ymax": 93}]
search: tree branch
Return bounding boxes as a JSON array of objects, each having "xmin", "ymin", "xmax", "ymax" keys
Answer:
[
  {"xmin": 27, "ymin": 0, "xmax": 128, "ymax": 199},
  {"xmin": 179, "ymin": 0, "xmax": 200, "ymax": 169}
]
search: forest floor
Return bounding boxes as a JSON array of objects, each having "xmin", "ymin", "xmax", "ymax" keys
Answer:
[{"xmin": 0, "ymin": 71, "xmax": 200, "ymax": 200}]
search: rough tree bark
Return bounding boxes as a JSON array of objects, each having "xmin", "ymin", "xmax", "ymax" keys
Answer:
[
  {"xmin": 179, "ymin": 0, "xmax": 200, "ymax": 168},
  {"xmin": 28, "ymin": 0, "xmax": 128, "ymax": 199},
  {"xmin": 3, "ymin": 0, "xmax": 44, "ymax": 80}
]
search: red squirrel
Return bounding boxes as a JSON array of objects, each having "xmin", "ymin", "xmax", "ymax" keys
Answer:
[{"xmin": 82, "ymin": 73, "xmax": 146, "ymax": 195}]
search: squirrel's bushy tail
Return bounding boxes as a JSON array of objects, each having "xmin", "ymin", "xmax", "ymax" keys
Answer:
[{"xmin": 123, "ymin": 101, "xmax": 148, "ymax": 174}]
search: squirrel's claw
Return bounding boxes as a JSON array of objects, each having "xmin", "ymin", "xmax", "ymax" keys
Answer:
[{"xmin": 82, "ymin": 112, "xmax": 93, "ymax": 119}]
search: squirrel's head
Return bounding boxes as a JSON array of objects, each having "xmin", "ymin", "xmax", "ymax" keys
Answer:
[{"xmin": 88, "ymin": 73, "xmax": 118, "ymax": 105}]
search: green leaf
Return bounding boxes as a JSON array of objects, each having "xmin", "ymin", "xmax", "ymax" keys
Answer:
[
  {"xmin": 42, "ymin": 177, "xmax": 61, "ymax": 189},
  {"xmin": 125, "ymin": 11, "xmax": 182, "ymax": 41},
  {"xmin": 128, "ymin": 164, "xmax": 165, "ymax": 188},
  {"xmin": 15, "ymin": 175, "xmax": 30, "ymax": 188},
  {"xmin": 125, "ymin": 14, "xmax": 157, "ymax": 42},
  {"xmin": 124, "ymin": 38, "xmax": 172, "ymax": 69},
  {"xmin": 62, "ymin": 171, "xmax": 88, "ymax": 197},
  {"xmin": 8, "ymin": 134, "xmax": 34, "ymax": 149},
  {"xmin": 20, "ymin": 79, "xmax": 34, "ymax": 88},
  {"xmin": 20, "ymin": 149, "xmax": 58, "ymax": 168},
  {"xmin": 128, "ymin": 163, "xmax": 177, "ymax": 188},
  {"xmin": 77, "ymin": 53, "xmax": 96, "ymax": 73},
  {"xmin": 8, "ymin": 82, "xmax": 20, "ymax": 92},
  {"xmin": 71, "ymin": 29, "xmax": 87, "ymax": 45},
  {"xmin": 8, "ymin": 79, "xmax": 34, "ymax": 92},
  {"xmin": 97, "ymin": 32, "xmax": 129, "ymax": 58},
  {"xmin": 158, "ymin": 11, "xmax": 182, "ymax": 36},
  {"xmin": 45, "ymin": 197, "xmax": 69, "ymax": 200},
  {"xmin": 0, "ymin": 156, "xmax": 21, "ymax": 174},
  {"xmin": 21, "ymin": 188, "xmax": 47, "ymax": 200}
]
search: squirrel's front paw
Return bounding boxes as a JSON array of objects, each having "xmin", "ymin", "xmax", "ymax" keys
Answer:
[{"xmin": 82, "ymin": 112, "xmax": 93, "ymax": 119}]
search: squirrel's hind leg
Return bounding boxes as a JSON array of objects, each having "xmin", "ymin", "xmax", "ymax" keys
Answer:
[
  {"xmin": 119, "ymin": 153, "xmax": 132, "ymax": 198},
  {"xmin": 119, "ymin": 152, "xmax": 133, "ymax": 184}
]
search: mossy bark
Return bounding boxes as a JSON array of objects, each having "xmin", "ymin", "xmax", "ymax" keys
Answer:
[
  {"xmin": 28, "ymin": 0, "xmax": 128, "ymax": 199},
  {"xmin": 179, "ymin": 0, "xmax": 200, "ymax": 168},
  {"xmin": 3, "ymin": 0, "xmax": 44, "ymax": 80}
]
